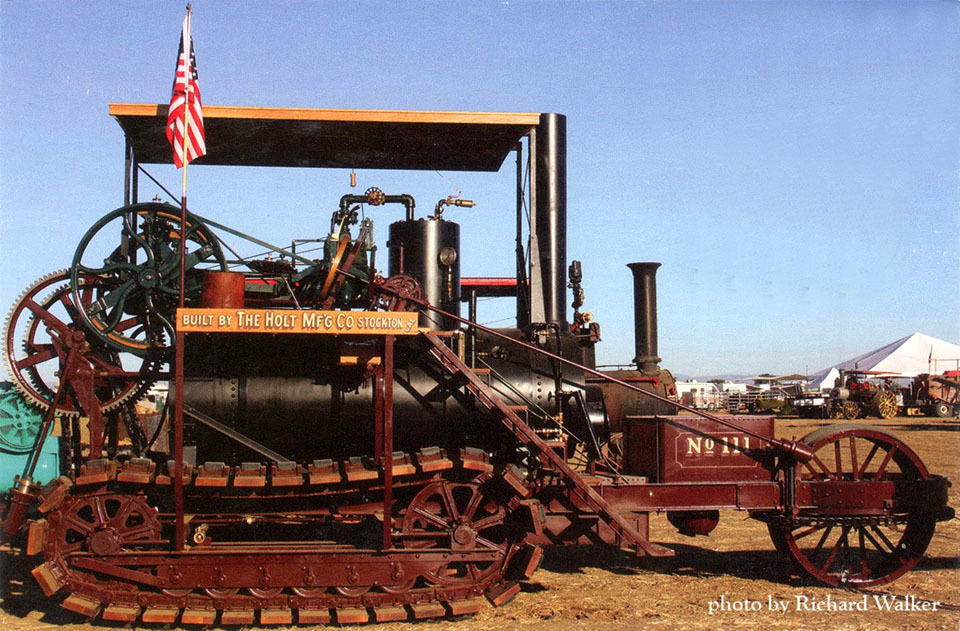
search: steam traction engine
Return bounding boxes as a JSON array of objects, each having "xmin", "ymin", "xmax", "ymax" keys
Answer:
[{"xmin": 2, "ymin": 106, "xmax": 953, "ymax": 625}]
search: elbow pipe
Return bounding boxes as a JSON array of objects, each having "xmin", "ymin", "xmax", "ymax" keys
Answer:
[{"xmin": 339, "ymin": 193, "xmax": 416, "ymax": 221}]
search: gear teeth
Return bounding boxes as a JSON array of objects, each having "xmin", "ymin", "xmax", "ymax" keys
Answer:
[
  {"xmin": 4, "ymin": 269, "xmax": 162, "ymax": 419},
  {"xmin": 3, "ymin": 270, "xmax": 80, "ymax": 416}
]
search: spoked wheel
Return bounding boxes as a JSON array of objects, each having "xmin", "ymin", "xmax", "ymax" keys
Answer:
[
  {"xmin": 70, "ymin": 202, "xmax": 226, "ymax": 357},
  {"xmin": 874, "ymin": 390, "xmax": 898, "ymax": 419},
  {"xmin": 399, "ymin": 476, "xmax": 512, "ymax": 587},
  {"xmin": 770, "ymin": 424, "xmax": 938, "ymax": 587},
  {"xmin": 3, "ymin": 270, "xmax": 160, "ymax": 417},
  {"xmin": 841, "ymin": 401, "xmax": 860, "ymax": 420},
  {"xmin": 0, "ymin": 384, "xmax": 43, "ymax": 453},
  {"xmin": 52, "ymin": 493, "xmax": 161, "ymax": 556}
]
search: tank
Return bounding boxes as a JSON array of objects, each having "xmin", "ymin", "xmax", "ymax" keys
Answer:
[{"xmin": 388, "ymin": 218, "xmax": 460, "ymax": 330}]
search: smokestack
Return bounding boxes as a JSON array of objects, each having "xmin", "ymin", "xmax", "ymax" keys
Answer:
[
  {"xmin": 535, "ymin": 113, "xmax": 567, "ymax": 327},
  {"xmin": 627, "ymin": 262, "xmax": 661, "ymax": 372}
]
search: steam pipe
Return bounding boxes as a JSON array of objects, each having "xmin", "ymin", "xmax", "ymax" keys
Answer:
[
  {"xmin": 339, "ymin": 193, "xmax": 416, "ymax": 220},
  {"xmin": 627, "ymin": 262, "xmax": 661, "ymax": 371}
]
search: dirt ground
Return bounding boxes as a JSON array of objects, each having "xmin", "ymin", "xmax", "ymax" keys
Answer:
[{"xmin": 1, "ymin": 415, "xmax": 957, "ymax": 631}]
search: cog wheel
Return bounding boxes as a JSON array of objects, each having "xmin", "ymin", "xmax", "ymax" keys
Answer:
[
  {"xmin": 4, "ymin": 270, "xmax": 161, "ymax": 418},
  {"xmin": 0, "ymin": 384, "xmax": 44, "ymax": 452}
]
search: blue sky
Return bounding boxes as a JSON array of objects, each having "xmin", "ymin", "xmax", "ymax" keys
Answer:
[{"xmin": 1, "ymin": 1, "xmax": 957, "ymax": 376}]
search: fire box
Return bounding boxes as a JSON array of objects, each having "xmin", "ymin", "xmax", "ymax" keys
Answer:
[{"xmin": 623, "ymin": 415, "xmax": 776, "ymax": 483}]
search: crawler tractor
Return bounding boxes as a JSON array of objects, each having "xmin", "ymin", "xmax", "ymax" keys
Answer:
[{"xmin": 1, "ymin": 105, "xmax": 952, "ymax": 625}]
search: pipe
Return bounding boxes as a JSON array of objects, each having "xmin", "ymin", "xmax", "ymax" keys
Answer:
[
  {"xmin": 535, "ymin": 114, "xmax": 567, "ymax": 327},
  {"xmin": 334, "ymin": 266, "xmax": 816, "ymax": 462},
  {"xmin": 339, "ymin": 193, "xmax": 416, "ymax": 221},
  {"xmin": 627, "ymin": 262, "xmax": 661, "ymax": 372}
]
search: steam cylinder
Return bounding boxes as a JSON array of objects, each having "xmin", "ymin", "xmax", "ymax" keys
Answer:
[{"xmin": 388, "ymin": 218, "xmax": 460, "ymax": 329}]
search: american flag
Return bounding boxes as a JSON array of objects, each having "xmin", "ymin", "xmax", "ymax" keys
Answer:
[{"xmin": 166, "ymin": 12, "xmax": 206, "ymax": 168}]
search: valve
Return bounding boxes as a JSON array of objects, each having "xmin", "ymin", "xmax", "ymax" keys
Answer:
[{"xmin": 432, "ymin": 196, "xmax": 475, "ymax": 220}]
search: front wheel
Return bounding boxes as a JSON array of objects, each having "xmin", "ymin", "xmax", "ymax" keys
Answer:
[{"xmin": 768, "ymin": 424, "xmax": 939, "ymax": 587}]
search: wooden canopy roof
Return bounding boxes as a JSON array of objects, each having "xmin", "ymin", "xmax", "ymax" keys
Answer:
[{"xmin": 109, "ymin": 103, "xmax": 540, "ymax": 171}]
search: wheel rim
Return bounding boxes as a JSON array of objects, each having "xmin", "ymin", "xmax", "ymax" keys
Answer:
[
  {"xmin": 773, "ymin": 425, "xmax": 936, "ymax": 587},
  {"xmin": 70, "ymin": 202, "xmax": 226, "ymax": 357}
]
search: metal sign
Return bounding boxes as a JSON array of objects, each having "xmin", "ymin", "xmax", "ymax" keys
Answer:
[{"xmin": 177, "ymin": 308, "xmax": 419, "ymax": 335}]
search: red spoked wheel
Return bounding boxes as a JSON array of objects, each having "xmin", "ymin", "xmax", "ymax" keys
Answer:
[
  {"xmin": 769, "ymin": 424, "xmax": 938, "ymax": 587},
  {"xmin": 52, "ymin": 493, "xmax": 160, "ymax": 557},
  {"xmin": 399, "ymin": 477, "xmax": 512, "ymax": 587}
]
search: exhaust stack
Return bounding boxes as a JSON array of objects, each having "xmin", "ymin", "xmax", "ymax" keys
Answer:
[{"xmin": 627, "ymin": 262, "xmax": 661, "ymax": 372}]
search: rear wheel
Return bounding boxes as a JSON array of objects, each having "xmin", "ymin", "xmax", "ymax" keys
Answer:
[{"xmin": 933, "ymin": 401, "xmax": 953, "ymax": 418}]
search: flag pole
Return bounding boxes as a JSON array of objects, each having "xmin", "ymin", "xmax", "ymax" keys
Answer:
[{"xmin": 173, "ymin": 2, "xmax": 193, "ymax": 552}]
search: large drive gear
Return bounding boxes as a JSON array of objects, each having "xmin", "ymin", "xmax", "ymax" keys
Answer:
[{"xmin": 4, "ymin": 270, "xmax": 160, "ymax": 418}]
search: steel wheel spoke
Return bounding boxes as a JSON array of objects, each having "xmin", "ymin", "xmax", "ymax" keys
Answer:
[
  {"xmin": 791, "ymin": 523, "xmax": 826, "ymax": 541},
  {"xmin": 874, "ymin": 446, "xmax": 897, "ymax": 480},
  {"xmin": 15, "ymin": 346, "xmax": 56, "ymax": 369},
  {"xmin": 809, "ymin": 454, "xmax": 833, "ymax": 479},
  {"xmin": 858, "ymin": 443, "xmax": 880, "ymax": 479},
  {"xmin": 868, "ymin": 525, "xmax": 899, "ymax": 557},
  {"xmin": 461, "ymin": 486, "xmax": 483, "ymax": 522},
  {"xmin": 810, "ymin": 524, "xmax": 834, "ymax": 561},
  {"xmin": 63, "ymin": 513, "xmax": 96, "ymax": 535},
  {"xmin": 849, "ymin": 437, "xmax": 859, "ymax": 480},
  {"xmin": 118, "ymin": 523, "xmax": 158, "ymax": 543},
  {"xmin": 411, "ymin": 505, "xmax": 451, "ymax": 531},
  {"xmin": 474, "ymin": 534, "xmax": 506, "ymax": 554},
  {"xmin": 819, "ymin": 526, "xmax": 848, "ymax": 572},
  {"xmin": 471, "ymin": 511, "xmax": 505, "ymax": 533},
  {"xmin": 441, "ymin": 484, "xmax": 461, "ymax": 522}
]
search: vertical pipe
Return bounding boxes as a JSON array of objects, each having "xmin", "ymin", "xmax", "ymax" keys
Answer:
[
  {"xmin": 131, "ymin": 156, "xmax": 139, "ymax": 204},
  {"xmin": 535, "ymin": 114, "xmax": 567, "ymax": 327},
  {"xmin": 527, "ymin": 128, "xmax": 543, "ymax": 324},
  {"xmin": 381, "ymin": 335, "xmax": 394, "ymax": 550},
  {"xmin": 627, "ymin": 262, "xmax": 661, "ymax": 372},
  {"xmin": 515, "ymin": 140, "xmax": 528, "ymax": 328},
  {"xmin": 373, "ymin": 369, "xmax": 383, "ymax": 467},
  {"xmin": 123, "ymin": 140, "xmax": 132, "ymax": 206},
  {"xmin": 174, "ymin": 329, "xmax": 185, "ymax": 551},
  {"xmin": 468, "ymin": 289, "xmax": 478, "ymax": 368}
]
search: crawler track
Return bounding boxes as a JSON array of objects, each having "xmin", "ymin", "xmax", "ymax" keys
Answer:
[{"xmin": 25, "ymin": 449, "xmax": 542, "ymax": 625}]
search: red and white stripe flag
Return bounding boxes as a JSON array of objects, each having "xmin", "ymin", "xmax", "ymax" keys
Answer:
[{"xmin": 166, "ymin": 11, "xmax": 206, "ymax": 168}]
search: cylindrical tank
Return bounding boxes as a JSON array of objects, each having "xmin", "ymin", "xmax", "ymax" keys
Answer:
[
  {"xmin": 180, "ymin": 332, "xmax": 583, "ymax": 464},
  {"xmin": 388, "ymin": 218, "xmax": 460, "ymax": 330},
  {"xmin": 202, "ymin": 271, "xmax": 246, "ymax": 308}
]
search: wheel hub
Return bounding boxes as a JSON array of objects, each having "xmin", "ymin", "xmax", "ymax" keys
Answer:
[
  {"xmin": 452, "ymin": 524, "xmax": 477, "ymax": 547},
  {"xmin": 88, "ymin": 528, "xmax": 121, "ymax": 555},
  {"xmin": 137, "ymin": 269, "xmax": 159, "ymax": 289}
]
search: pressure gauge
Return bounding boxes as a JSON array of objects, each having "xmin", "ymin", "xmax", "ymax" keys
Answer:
[{"xmin": 439, "ymin": 246, "xmax": 458, "ymax": 267}]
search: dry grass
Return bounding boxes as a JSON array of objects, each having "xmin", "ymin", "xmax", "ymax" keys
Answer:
[{"xmin": 1, "ymin": 416, "xmax": 957, "ymax": 630}]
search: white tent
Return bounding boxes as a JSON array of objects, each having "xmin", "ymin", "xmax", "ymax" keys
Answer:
[{"xmin": 807, "ymin": 332, "xmax": 960, "ymax": 391}]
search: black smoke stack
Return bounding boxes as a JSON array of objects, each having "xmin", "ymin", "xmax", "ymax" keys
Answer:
[
  {"xmin": 627, "ymin": 262, "xmax": 661, "ymax": 372},
  {"xmin": 535, "ymin": 113, "xmax": 567, "ymax": 327}
]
